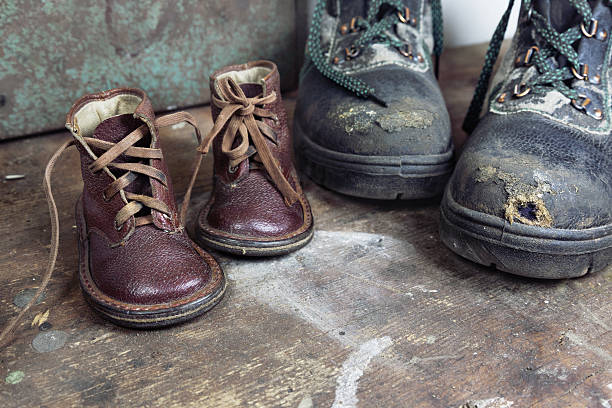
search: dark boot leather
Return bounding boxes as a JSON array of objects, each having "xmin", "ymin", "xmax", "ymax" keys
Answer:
[
  {"xmin": 294, "ymin": 0, "xmax": 453, "ymax": 199},
  {"xmin": 440, "ymin": 1, "xmax": 612, "ymax": 278},
  {"xmin": 195, "ymin": 61, "xmax": 314, "ymax": 256},
  {"xmin": 66, "ymin": 88, "xmax": 226, "ymax": 326}
]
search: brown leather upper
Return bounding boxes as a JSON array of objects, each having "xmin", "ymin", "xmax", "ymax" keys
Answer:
[
  {"xmin": 68, "ymin": 89, "xmax": 214, "ymax": 305},
  {"xmin": 198, "ymin": 61, "xmax": 312, "ymax": 240}
]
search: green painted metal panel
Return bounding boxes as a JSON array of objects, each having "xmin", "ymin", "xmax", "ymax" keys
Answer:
[{"xmin": 0, "ymin": 0, "xmax": 298, "ymax": 139}]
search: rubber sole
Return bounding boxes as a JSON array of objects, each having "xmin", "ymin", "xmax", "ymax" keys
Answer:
[
  {"xmin": 76, "ymin": 201, "xmax": 226, "ymax": 329},
  {"xmin": 294, "ymin": 120, "xmax": 454, "ymax": 200},
  {"xmin": 195, "ymin": 223, "xmax": 314, "ymax": 257},
  {"xmin": 439, "ymin": 187, "xmax": 612, "ymax": 279}
]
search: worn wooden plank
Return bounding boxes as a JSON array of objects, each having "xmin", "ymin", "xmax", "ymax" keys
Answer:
[{"xmin": 0, "ymin": 43, "xmax": 611, "ymax": 408}]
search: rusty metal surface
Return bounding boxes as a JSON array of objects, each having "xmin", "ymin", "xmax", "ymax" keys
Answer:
[{"xmin": 0, "ymin": 0, "xmax": 297, "ymax": 140}]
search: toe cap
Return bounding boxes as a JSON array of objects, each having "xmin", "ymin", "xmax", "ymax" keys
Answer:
[
  {"xmin": 449, "ymin": 113, "xmax": 612, "ymax": 230},
  {"xmin": 89, "ymin": 227, "xmax": 211, "ymax": 305},
  {"xmin": 295, "ymin": 65, "xmax": 451, "ymax": 156},
  {"xmin": 203, "ymin": 170, "xmax": 306, "ymax": 239}
]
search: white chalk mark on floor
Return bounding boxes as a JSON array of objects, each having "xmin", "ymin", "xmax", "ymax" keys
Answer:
[
  {"xmin": 411, "ymin": 285, "xmax": 438, "ymax": 293},
  {"xmin": 468, "ymin": 397, "xmax": 514, "ymax": 408},
  {"xmin": 331, "ymin": 336, "xmax": 393, "ymax": 408},
  {"xmin": 225, "ymin": 231, "xmax": 403, "ymax": 346},
  {"xmin": 297, "ymin": 396, "xmax": 313, "ymax": 408},
  {"xmin": 565, "ymin": 331, "xmax": 612, "ymax": 362}
]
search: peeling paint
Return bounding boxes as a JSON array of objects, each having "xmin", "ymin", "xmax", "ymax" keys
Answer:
[
  {"xmin": 13, "ymin": 288, "xmax": 46, "ymax": 308},
  {"xmin": 32, "ymin": 330, "xmax": 68, "ymax": 353},
  {"xmin": 5, "ymin": 371, "xmax": 25, "ymax": 385}
]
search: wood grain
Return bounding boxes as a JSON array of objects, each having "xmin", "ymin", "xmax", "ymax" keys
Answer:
[{"xmin": 0, "ymin": 42, "xmax": 610, "ymax": 408}]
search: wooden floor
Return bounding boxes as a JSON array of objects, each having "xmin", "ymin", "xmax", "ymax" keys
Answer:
[{"xmin": 1, "ymin": 43, "xmax": 611, "ymax": 408}]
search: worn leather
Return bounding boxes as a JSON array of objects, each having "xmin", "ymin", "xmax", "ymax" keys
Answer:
[
  {"xmin": 87, "ymin": 224, "xmax": 209, "ymax": 304},
  {"xmin": 198, "ymin": 61, "xmax": 312, "ymax": 241},
  {"xmin": 450, "ymin": 112, "xmax": 611, "ymax": 230},
  {"xmin": 295, "ymin": 0, "xmax": 451, "ymax": 157},
  {"xmin": 448, "ymin": 1, "xmax": 612, "ymax": 231},
  {"xmin": 69, "ymin": 90, "xmax": 215, "ymax": 306}
]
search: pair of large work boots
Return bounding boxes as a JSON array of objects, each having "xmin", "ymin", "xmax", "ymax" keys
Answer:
[{"xmin": 295, "ymin": 0, "xmax": 611, "ymax": 279}]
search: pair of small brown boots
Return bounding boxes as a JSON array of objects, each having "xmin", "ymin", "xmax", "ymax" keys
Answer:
[{"xmin": 0, "ymin": 61, "xmax": 313, "ymax": 346}]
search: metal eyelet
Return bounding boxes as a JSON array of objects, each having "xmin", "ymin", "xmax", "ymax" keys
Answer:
[
  {"xmin": 345, "ymin": 45, "xmax": 361, "ymax": 60},
  {"xmin": 524, "ymin": 46, "xmax": 538, "ymax": 65},
  {"xmin": 497, "ymin": 93, "xmax": 507, "ymax": 103},
  {"xmin": 102, "ymin": 192, "xmax": 110, "ymax": 202},
  {"xmin": 593, "ymin": 108, "xmax": 604, "ymax": 120},
  {"xmin": 596, "ymin": 29, "xmax": 608, "ymax": 41},
  {"xmin": 114, "ymin": 220, "xmax": 123, "ymax": 231},
  {"xmin": 581, "ymin": 19, "xmax": 598, "ymax": 38},
  {"xmin": 515, "ymin": 46, "xmax": 539, "ymax": 67},
  {"xmin": 571, "ymin": 94, "xmax": 591, "ymax": 111},
  {"xmin": 571, "ymin": 94, "xmax": 604, "ymax": 120},
  {"xmin": 397, "ymin": 8, "xmax": 410, "ymax": 24},
  {"xmin": 340, "ymin": 17, "xmax": 359, "ymax": 35},
  {"xmin": 162, "ymin": 213, "xmax": 172, "ymax": 222},
  {"xmin": 398, "ymin": 44, "xmax": 413, "ymax": 58},
  {"xmin": 397, "ymin": 7, "xmax": 417, "ymax": 26},
  {"xmin": 228, "ymin": 165, "xmax": 238, "ymax": 174},
  {"xmin": 571, "ymin": 64, "xmax": 589, "ymax": 81},
  {"xmin": 513, "ymin": 83, "xmax": 531, "ymax": 98}
]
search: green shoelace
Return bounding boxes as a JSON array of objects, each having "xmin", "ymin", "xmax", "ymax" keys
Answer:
[
  {"xmin": 463, "ymin": 0, "xmax": 599, "ymax": 133},
  {"xmin": 307, "ymin": 0, "xmax": 444, "ymax": 106}
]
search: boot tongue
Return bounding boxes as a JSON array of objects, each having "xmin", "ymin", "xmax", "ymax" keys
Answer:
[
  {"xmin": 340, "ymin": 1, "xmax": 366, "ymax": 19},
  {"xmin": 92, "ymin": 113, "xmax": 151, "ymax": 196},
  {"xmin": 93, "ymin": 113, "xmax": 143, "ymax": 144},
  {"xmin": 239, "ymin": 83, "xmax": 263, "ymax": 98},
  {"xmin": 533, "ymin": 0, "xmax": 581, "ymax": 32}
]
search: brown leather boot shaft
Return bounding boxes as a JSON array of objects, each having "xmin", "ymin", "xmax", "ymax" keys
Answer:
[{"xmin": 196, "ymin": 61, "xmax": 314, "ymax": 255}]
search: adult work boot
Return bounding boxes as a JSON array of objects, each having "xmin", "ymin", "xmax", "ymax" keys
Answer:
[
  {"xmin": 440, "ymin": 0, "xmax": 612, "ymax": 279},
  {"xmin": 294, "ymin": 0, "xmax": 452, "ymax": 200},
  {"xmin": 195, "ymin": 61, "xmax": 314, "ymax": 256},
  {"xmin": 1, "ymin": 88, "xmax": 226, "ymax": 347}
]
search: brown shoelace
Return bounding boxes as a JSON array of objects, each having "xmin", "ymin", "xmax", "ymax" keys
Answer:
[
  {"xmin": 0, "ymin": 111, "xmax": 203, "ymax": 349},
  {"xmin": 197, "ymin": 77, "xmax": 299, "ymax": 206}
]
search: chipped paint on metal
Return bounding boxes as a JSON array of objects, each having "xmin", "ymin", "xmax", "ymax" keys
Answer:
[{"xmin": 0, "ymin": 0, "xmax": 297, "ymax": 139}]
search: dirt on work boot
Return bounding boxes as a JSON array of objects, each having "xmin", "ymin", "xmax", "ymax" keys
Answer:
[
  {"xmin": 440, "ymin": 0, "xmax": 612, "ymax": 279},
  {"xmin": 0, "ymin": 88, "xmax": 226, "ymax": 346},
  {"xmin": 294, "ymin": 0, "xmax": 453, "ymax": 200},
  {"xmin": 195, "ymin": 61, "xmax": 314, "ymax": 256}
]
